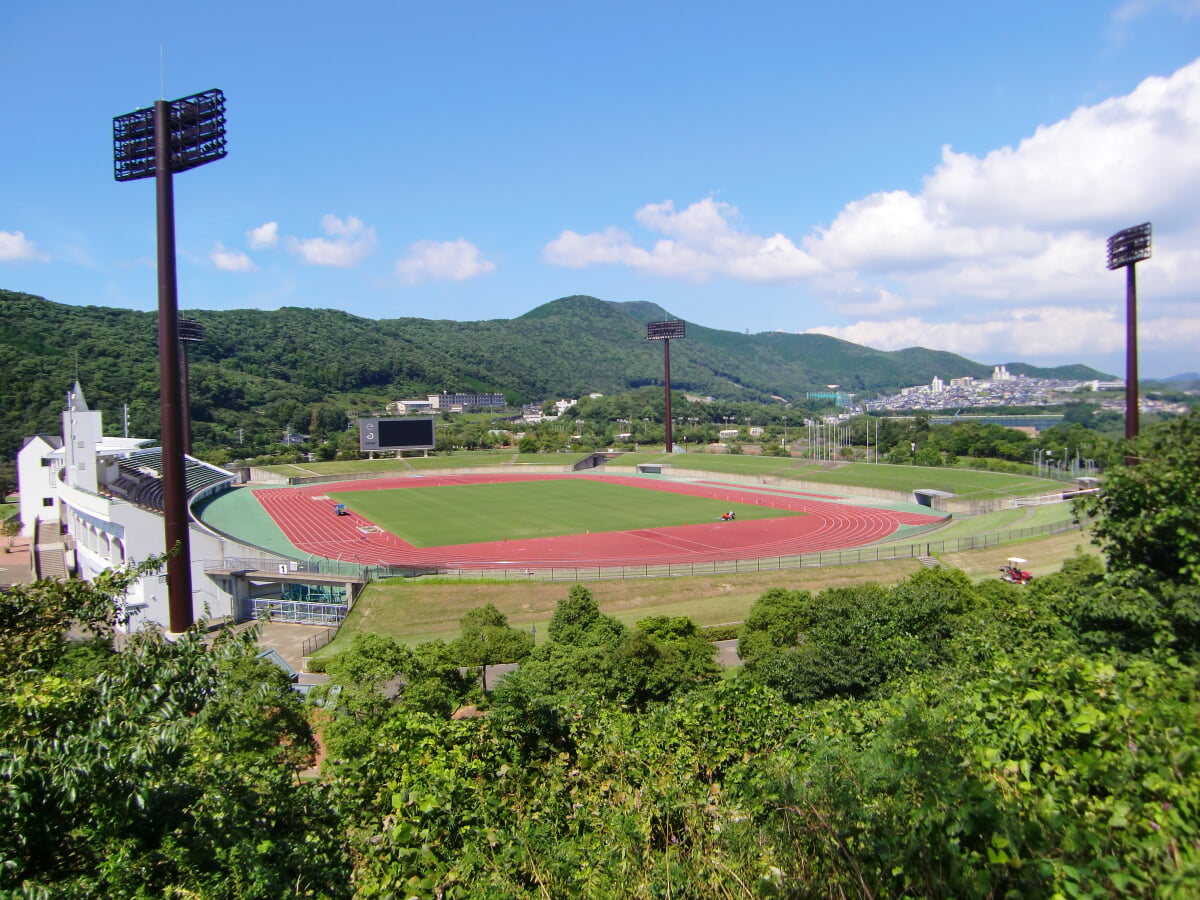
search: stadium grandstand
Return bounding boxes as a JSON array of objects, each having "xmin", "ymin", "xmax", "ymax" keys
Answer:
[{"xmin": 15, "ymin": 382, "xmax": 361, "ymax": 630}]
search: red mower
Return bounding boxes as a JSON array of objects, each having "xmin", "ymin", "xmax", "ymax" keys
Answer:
[{"xmin": 999, "ymin": 557, "xmax": 1033, "ymax": 585}]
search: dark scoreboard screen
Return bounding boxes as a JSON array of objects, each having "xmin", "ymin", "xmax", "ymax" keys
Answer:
[{"xmin": 359, "ymin": 417, "xmax": 436, "ymax": 451}]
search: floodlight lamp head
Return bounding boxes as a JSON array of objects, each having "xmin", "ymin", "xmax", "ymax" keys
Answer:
[
  {"xmin": 113, "ymin": 89, "xmax": 227, "ymax": 182},
  {"xmin": 1106, "ymin": 222, "xmax": 1152, "ymax": 270},
  {"xmin": 178, "ymin": 319, "xmax": 206, "ymax": 342},
  {"xmin": 647, "ymin": 320, "xmax": 686, "ymax": 341}
]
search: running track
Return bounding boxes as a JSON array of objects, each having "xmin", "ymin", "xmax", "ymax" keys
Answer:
[{"xmin": 252, "ymin": 473, "xmax": 944, "ymax": 569}]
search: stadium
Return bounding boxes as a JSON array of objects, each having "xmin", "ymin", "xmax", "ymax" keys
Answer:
[{"xmin": 17, "ymin": 384, "xmax": 980, "ymax": 630}]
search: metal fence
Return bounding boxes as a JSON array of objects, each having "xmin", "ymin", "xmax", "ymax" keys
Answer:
[
  {"xmin": 268, "ymin": 515, "xmax": 1083, "ymax": 664},
  {"xmin": 301, "ymin": 627, "xmax": 338, "ymax": 656},
  {"xmin": 363, "ymin": 516, "xmax": 1084, "ymax": 583},
  {"xmin": 207, "ymin": 556, "xmax": 372, "ymax": 580}
]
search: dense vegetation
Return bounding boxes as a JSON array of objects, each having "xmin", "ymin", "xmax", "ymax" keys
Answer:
[
  {"xmin": 0, "ymin": 289, "xmax": 1106, "ymax": 465},
  {"xmin": 3, "ymin": 412, "xmax": 1198, "ymax": 897}
]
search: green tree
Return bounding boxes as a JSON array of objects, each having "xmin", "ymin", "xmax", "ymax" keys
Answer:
[
  {"xmin": 740, "ymin": 569, "xmax": 971, "ymax": 703},
  {"xmin": 611, "ymin": 615, "xmax": 721, "ymax": 706},
  {"xmin": 737, "ymin": 586, "xmax": 811, "ymax": 664},
  {"xmin": 0, "ymin": 569, "xmax": 350, "ymax": 897},
  {"xmin": 452, "ymin": 604, "xmax": 534, "ymax": 690},
  {"xmin": 1081, "ymin": 410, "xmax": 1200, "ymax": 588}
]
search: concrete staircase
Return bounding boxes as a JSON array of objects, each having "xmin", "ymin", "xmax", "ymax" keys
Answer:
[{"xmin": 33, "ymin": 519, "xmax": 69, "ymax": 581}]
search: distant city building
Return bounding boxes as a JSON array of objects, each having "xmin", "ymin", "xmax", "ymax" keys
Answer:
[
  {"xmin": 860, "ymin": 373, "xmax": 1163, "ymax": 417},
  {"xmin": 386, "ymin": 399, "xmax": 434, "ymax": 415},
  {"xmin": 992, "ymin": 365, "xmax": 1013, "ymax": 381},
  {"xmin": 428, "ymin": 391, "xmax": 506, "ymax": 411},
  {"xmin": 806, "ymin": 390, "xmax": 853, "ymax": 406},
  {"xmin": 930, "ymin": 376, "xmax": 945, "ymax": 394}
]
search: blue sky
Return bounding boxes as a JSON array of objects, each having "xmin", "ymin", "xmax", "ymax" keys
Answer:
[{"xmin": 4, "ymin": 1, "xmax": 1200, "ymax": 379}]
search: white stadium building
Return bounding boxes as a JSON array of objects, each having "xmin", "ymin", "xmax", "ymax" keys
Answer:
[{"xmin": 16, "ymin": 383, "xmax": 361, "ymax": 631}]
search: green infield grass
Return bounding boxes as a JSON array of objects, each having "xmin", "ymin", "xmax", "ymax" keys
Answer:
[
  {"xmin": 603, "ymin": 452, "xmax": 821, "ymax": 478},
  {"xmin": 800, "ymin": 462, "xmax": 1054, "ymax": 499},
  {"xmin": 252, "ymin": 450, "xmax": 596, "ymax": 478},
  {"xmin": 328, "ymin": 478, "xmax": 803, "ymax": 547}
]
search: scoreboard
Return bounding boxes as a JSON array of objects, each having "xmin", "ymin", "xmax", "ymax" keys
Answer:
[{"xmin": 358, "ymin": 417, "xmax": 436, "ymax": 452}]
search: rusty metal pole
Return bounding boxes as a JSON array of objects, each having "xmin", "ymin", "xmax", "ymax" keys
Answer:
[
  {"xmin": 1125, "ymin": 262, "xmax": 1139, "ymax": 444},
  {"xmin": 154, "ymin": 99, "xmax": 195, "ymax": 632},
  {"xmin": 663, "ymin": 337, "xmax": 673, "ymax": 454},
  {"xmin": 179, "ymin": 340, "xmax": 192, "ymax": 457}
]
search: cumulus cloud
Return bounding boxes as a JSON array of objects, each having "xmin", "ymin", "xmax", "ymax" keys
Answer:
[
  {"xmin": 544, "ymin": 59, "xmax": 1200, "ymax": 364},
  {"xmin": 798, "ymin": 58, "xmax": 1200, "ymax": 365},
  {"xmin": 210, "ymin": 242, "xmax": 256, "ymax": 272},
  {"xmin": 544, "ymin": 198, "xmax": 822, "ymax": 282},
  {"xmin": 287, "ymin": 214, "xmax": 376, "ymax": 267},
  {"xmin": 0, "ymin": 230, "xmax": 49, "ymax": 262},
  {"xmin": 247, "ymin": 221, "xmax": 279, "ymax": 249},
  {"xmin": 396, "ymin": 239, "xmax": 495, "ymax": 284},
  {"xmin": 921, "ymin": 68, "xmax": 1200, "ymax": 229}
]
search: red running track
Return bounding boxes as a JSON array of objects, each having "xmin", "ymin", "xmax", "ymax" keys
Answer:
[{"xmin": 252, "ymin": 473, "xmax": 944, "ymax": 569}]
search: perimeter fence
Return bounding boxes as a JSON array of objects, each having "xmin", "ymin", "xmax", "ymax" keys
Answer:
[
  {"xmin": 362, "ymin": 515, "xmax": 1085, "ymax": 582},
  {"xmin": 207, "ymin": 516, "xmax": 1084, "ymax": 586},
  {"xmin": 227, "ymin": 515, "xmax": 1086, "ymax": 663}
]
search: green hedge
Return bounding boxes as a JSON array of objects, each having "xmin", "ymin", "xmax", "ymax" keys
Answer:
[{"xmin": 700, "ymin": 623, "xmax": 741, "ymax": 642}]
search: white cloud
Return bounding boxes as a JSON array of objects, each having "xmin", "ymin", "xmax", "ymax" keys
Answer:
[
  {"xmin": 541, "ymin": 60, "xmax": 1200, "ymax": 368},
  {"xmin": 798, "ymin": 59, "xmax": 1200, "ymax": 370},
  {"xmin": 807, "ymin": 306, "xmax": 1128, "ymax": 358},
  {"xmin": 836, "ymin": 288, "xmax": 934, "ymax": 318},
  {"xmin": 921, "ymin": 64, "xmax": 1200, "ymax": 229},
  {"xmin": 544, "ymin": 198, "xmax": 822, "ymax": 282},
  {"xmin": 247, "ymin": 221, "xmax": 279, "ymax": 249},
  {"xmin": 799, "ymin": 60, "xmax": 1200, "ymax": 311},
  {"xmin": 1113, "ymin": 0, "xmax": 1200, "ymax": 25},
  {"xmin": 395, "ymin": 239, "xmax": 495, "ymax": 284},
  {"xmin": 286, "ymin": 215, "xmax": 376, "ymax": 267},
  {"xmin": 0, "ymin": 230, "xmax": 49, "ymax": 262},
  {"xmin": 545, "ymin": 58, "xmax": 1200, "ymax": 316},
  {"xmin": 210, "ymin": 242, "xmax": 256, "ymax": 272}
]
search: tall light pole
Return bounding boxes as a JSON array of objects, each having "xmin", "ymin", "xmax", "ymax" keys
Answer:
[
  {"xmin": 647, "ymin": 320, "xmax": 685, "ymax": 453},
  {"xmin": 114, "ymin": 89, "xmax": 227, "ymax": 633},
  {"xmin": 1106, "ymin": 222, "xmax": 1152, "ymax": 451}
]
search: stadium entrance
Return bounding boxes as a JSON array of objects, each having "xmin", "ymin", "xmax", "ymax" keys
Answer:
[{"xmin": 252, "ymin": 582, "xmax": 349, "ymax": 625}]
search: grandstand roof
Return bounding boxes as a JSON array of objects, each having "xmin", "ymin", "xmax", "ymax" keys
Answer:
[
  {"xmin": 97, "ymin": 438, "xmax": 156, "ymax": 453},
  {"xmin": 110, "ymin": 446, "xmax": 238, "ymax": 512}
]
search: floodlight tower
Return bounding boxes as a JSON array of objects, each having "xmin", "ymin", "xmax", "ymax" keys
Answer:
[
  {"xmin": 1105, "ymin": 222, "xmax": 1151, "ymax": 446},
  {"xmin": 113, "ymin": 89, "xmax": 227, "ymax": 633},
  {"xmin": 647, "ymin": 320, "xmax": 685, "ymax": 453}
]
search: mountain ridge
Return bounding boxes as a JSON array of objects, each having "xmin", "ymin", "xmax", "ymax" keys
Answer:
[{"xmin": 0, "ymin": 289, "xmax": 1112, "ymax": 457}]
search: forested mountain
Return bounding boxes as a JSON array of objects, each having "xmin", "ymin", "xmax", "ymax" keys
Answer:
[{"xmin": 0, "ymin": 289, "xmax": 1108, "ymax": 458}]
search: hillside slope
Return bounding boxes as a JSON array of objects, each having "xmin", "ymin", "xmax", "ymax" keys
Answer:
[{"xmin": 0, "ymin": 289, "xmax": 1109, "ymax": 457}]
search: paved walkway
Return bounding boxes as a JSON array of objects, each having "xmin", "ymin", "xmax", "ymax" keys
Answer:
[
  {"xmin": 0, "ymin": 535, "xmax": 33, "ymax": 589},
  {"xmin": 252, "ymin": 620, "xmax": 333, "ymax": 684}
]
